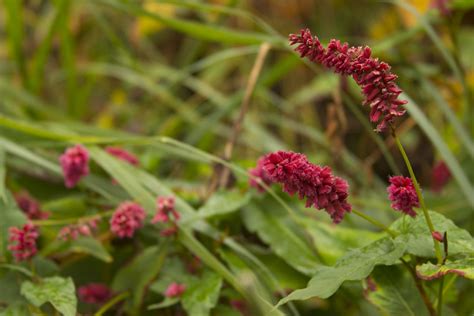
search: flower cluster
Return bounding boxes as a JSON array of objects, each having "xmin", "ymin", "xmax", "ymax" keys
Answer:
[
  {"xmin": 78, "ymin": 283, "xmax": 113, "ymax": 304},
  {"xmin": 60, "ymin": 145, "xmax": 90, "ymax": 188},
  {"xmin": 152, "ymin": 196, "xmax": 180, "ymax": 237},
  {"xmin": 289, "ymin": 28, "xmax": 407, "ymax": 132},
  {"xmin": 58, "ymin": 218, "xmax": 100, "ymax": 241},
  {"xmin": 152, "ymin": 196, "xmax": 180, "ymax": 223},
  {"xmin": 15, "ymin": 192, "xmax": 49, "ymax": 220},
  {"xmin": 258, "ymin": 151, "xmax": 351, "ymax": 223},
  {"xmin": 109, "ymin": 201, "xmax": 146, "ymax": 238},
  {"xmin": 248, "ymin": 157, "xmax": 273, "ymax": 192},
  {"xmin": 164, "ymin": 282, "xmax": 186, "ymax": 298},
  {"xmin": 387, "ymin": 176, "xmax": 419, "ymax": 217},
  {"xmin": 105, "ymin": 146, "xmax": 139, "ymax": 166},
  {"xmin": 8, "ymin": 223, "xmax": 39, "ymax": 261}
]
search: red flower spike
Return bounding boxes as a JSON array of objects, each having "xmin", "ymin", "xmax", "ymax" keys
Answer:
[
  {"xmin": 60, "ymin": 145, "xmax": 90, "ymax": 188},
  {"xmin": 431, "ymin": 161, "xmax": 451, "ymax": 193},
  {"xmin": 164, "ymin": 282, "xmax": 186, "ymax": 298},
  {"xmin": 289, "ymin": 29, "xmax": 407, "ymax": 132},
  {"xmin": 14, "ymin": 192, "xmax": 49, "ymax": 220},
  {"xmin": 105, "ymin": 147, "xmax": 139, "ymax": 166},
  {"xmin": 8, "ymin": 223, "xmax": 39, "ymax": 262},
  {"xmin": 78, "ymin": 283, "xmax": 113, "ymax": 304},
  {"xmin": 387, "ymin": 176, "xmax": 419, "ymax": 217},
  {"xmin": 260, "ymin": 151, "xmax": 351, "ymax": 223},
  {"xmin": 248, "ymin": 157, "xmax": 273, "ymax": 192},
  {"xmin": 110, "ymin": 201, "xmax": 146, "ymax": 238}
]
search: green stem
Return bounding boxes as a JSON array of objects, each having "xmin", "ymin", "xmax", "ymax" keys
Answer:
[
  {"xmin": 32, "ymin": 210, "xmax": 113, "ymax": 227},
  {"xmin": 437, "ymin": 276, "xmax": 444, "ymax": 316},
  {"xmin": 94, "ymin": 291, "xmax": 129, "ymax": 316},
  {"xmin": 392, "ymin": 128, "xmax": 443, "ymax": 264},
  {"xmin": 351, "ymin": 209, "xmax": 397, "ymax": 237}
]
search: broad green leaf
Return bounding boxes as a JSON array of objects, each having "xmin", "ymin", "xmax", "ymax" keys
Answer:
[
  {"xmin": 197, "ymin": 190, "xmax": 250, "ymax": 219},
  {"xmin": 367, "ymin": 266, "xmax": 429, "ymax": 316},
  {"xmin": 0, "ymin": 303, "xmax": 29, "ymax": 316},
  {"xmin": 68, "ymin": 237, "xmax": 112, "ymax": 263},
  {"xmin": 277, "ymin": 237, "xmax": 406, "ymax": 306},
  {"xmin": 416, "ymin": 258, "xmax": 474, "ymax": 280},
  {"xmin": 305, "ymin": 220, "xmax": 384, "ymax": 264},
  {"xmin": 391, "ymin": 211, "xmax": 474, "ymax": 258},
  {"xmin": 112, "ymin": 243, "xmax": 168, "ymax": 311},
  {"xmin": 21, "ymin": 276, "xmax": 77, "ymax": 316},
  {"xmin": 0, "ymin": 271, "xmax": 27, "ymax": 305},
  {"xmin": 0, "ymin": 191, "xmax": 27, "ymax": 258},
  {"xmin": 242, "ymin": 204, "xmax": 320, "ymax": 275},
  {"xmin": 182, "ymin": 271, "xmax": 222, "ymax": 316}
]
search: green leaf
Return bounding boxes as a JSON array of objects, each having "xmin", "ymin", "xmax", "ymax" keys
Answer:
[
  {"xmin": 68, "ymin": 237, "xmax": 113, "ymax": 263},
  {"xmin": 0, "ymin": 303, "xmax": 29, "ymax": 316},
  {"xmin": 391, "ymin": 211, "xmax": 474, "ymax": 258},
  {"xmin": 182, "ymin": 271, "xmax": 223, "ymax": 316},
  {"xmin": 147, "ymin": 297, "xmax": 179, "ymax": 310},
  {"xmin": 242, "ymin": 204, "xmax": 320, "ymax": 275},
  {"xmin": 277, "ymin": 237, "xmax": 406, "ymax": 306},
  {"xmin": 305, "ymin": 220, "xmax": 384, "ymax": 264},
  {"xmin": 21, "ymin": 276, "xmax": 77, "ymax": 316},
  {"xmin": 197, "ymin": 190, "xmax": 250, "ymax": 219},
  {"xmin": 0, "ymin": 191, "xmax": 27, "ymax": 258},
  {"xmin": 367, "ymin": 266, "xmax": 429, "ymax": 316},
  {"xmin": 112, "ymin": 243, "xmax": 168, "ymax": 311},
  {"xmin": 416, "ymin": 258, "xmax": 474, "ymax": 280}
]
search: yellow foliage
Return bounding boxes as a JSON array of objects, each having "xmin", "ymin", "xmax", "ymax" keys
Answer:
[
  {"xmin": 398, "ymin": 0, "xmax": 431, "ymax": 27},
  {"xmin": 132, "ymin": 1, "xmax": 177, "ymax": 39}
]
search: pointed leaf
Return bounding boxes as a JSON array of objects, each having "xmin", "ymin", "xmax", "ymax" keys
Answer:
[
  {"xmin": 197, "ymin": 191, "xmax": 250, "ymax": 219},
  {"xmin": 68, "ymin": 237, "xmax": 112, "ymax": 263},
  {"xmin": 391, "ymin": 211, "xmax": 474, "ymax": 258},
  {"xmin": 277, "ymin": 237, "xmax": 406, "ymax": 306},
  {"xmin": 21, "ymin": 276, "xmax": 76, "ymax": 316},
  {"xmin": 182, "ymin": 271, "xmax": 222, "ymax": 316},
  {"xmin": 416, "ymin": 258, "xmax": 474, "ymax": 280},
  {"xmin": 367, "ymin": 266, "xmax": 429, "ymax": 316},
  {"xmin": 242, "ymin": 205, "xmax": 319, "ymax": 275}
]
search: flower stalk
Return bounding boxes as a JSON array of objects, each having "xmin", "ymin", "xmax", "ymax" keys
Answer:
[{"xmin": 391, "ymin": 127, "xmax": 443, "ymax": 264}]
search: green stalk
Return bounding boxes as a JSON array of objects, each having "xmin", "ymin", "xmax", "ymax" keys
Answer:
[
  {"xmin": 392, "ymin": 128, "xmax": 443, "ymax": 264},
  {"xmin": 437, "ymin": 276, "xmax": 444, "ymax": 316},
  {"xmin": 351, "ymin": 209, "xmax": 397, "ymax": 237},
  {"xmin": 94, "ymin": 292, "xmax": 129, "ymax": 316}
]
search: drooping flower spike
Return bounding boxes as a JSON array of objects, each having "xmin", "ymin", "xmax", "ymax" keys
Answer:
[
  {"xmin": 248, "ymin": 156, "xmax": 273, "ymax": 192},
  {"xmin": 387, "ymin": 175, "xmax": 419, "ymax": 217},
  {"xmin": 14, "ymin": 191, "xmax": 50, "ymax": 220},
  {"xmin": 78, "ymin": 283, "xmax": 113, "ymax": 304},
  {"xmin": 8, "ymin": 222, "xmax": 39, "ymax": 262},
  {"xmin": 164, "ymin": 282, "xmax": 186, "ymax": 298},
  {"xmin": 60, "ymin": 144, "xmax": 90, "ymax": 188},
  {"xmin": 289, "ymin": 29, "xmax": 407, "ymax": 132},
  {"xmin": 105, "ymin": 146, "xmax": 139, "ymax": 166},
  {"xmin": 110, "ymin": 201, "xmax": 146, "ymax": 238},
  {"xmin": 258, "ymin": 151, "xmax": 351, "ymax": 223}
]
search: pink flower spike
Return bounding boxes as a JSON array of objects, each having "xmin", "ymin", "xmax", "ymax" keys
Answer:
[
  {"xmin": 78, "ymin": 283, "xmax": 113, "ymax": 304},
  {"xmin": 431, "ymin": 161, "xmax": 451, "ymax": 193},
  {"xmin": 105, "ymin": 146, "xmax": 139, "ymax": 166},
  {"xmin": 109, "ymin": 201, "xmax": 146, "ymax": 238},
  {"xmin": 289, "ymin": 29, "xmax": 407, "ymax": 132},
  {"xmin": 160, "ymin": 225, "xmax": 178, "ymax": 237},
  {"xmin": 432, "ymin": 231, "xmax": 444, "ymax": 242},
  {"xmin": 260, "ymin": 151, "xmax": 351, "ymax": 223},
  {"xmin": 8, "ymin": 222, "xmax": 39, "ymax": 262},
  {"xmin": 14, "ymin": 192, "xmax": 50, "ymax": 220},
  {"xmin": 387, "ymin": 176, "xmax": 419, "ymax": 217},
  {"xmin": 164, "ymin": 282, "xmax": 186, "ymax": 298},
  {"xmin": 248, "ymin": 157, "xmax": 273, "ymax": 192},
  {"xmin": 60, "ymin": 145, "xmax": 90, "ymax": 188},
  {"xmin": 152, "ymin": 196, "xmax": 180, "ymax": 224}
]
